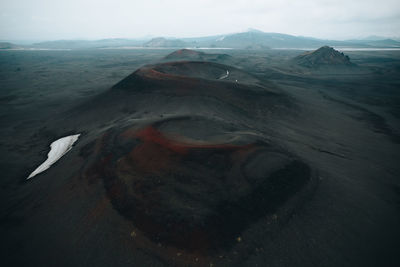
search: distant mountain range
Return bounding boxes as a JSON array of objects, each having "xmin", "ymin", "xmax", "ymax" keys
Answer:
[
  {"xmin": 0, "ymin": 42, "xmax": 22, "ymax": 49},
  {"xmin": 2, "ymin": 29, "xmax": 400, "ymax": 50},
  {"xmin": 143, "ymin": 37, "xmax": 190, "ymax": 48}
]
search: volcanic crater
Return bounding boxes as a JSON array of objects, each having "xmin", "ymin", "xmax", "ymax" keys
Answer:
[{"xmin": 87, "ymin": 116, "xmax": 311, "ymax": 252}]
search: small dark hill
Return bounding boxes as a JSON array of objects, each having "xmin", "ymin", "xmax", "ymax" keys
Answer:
[
  {"xmin": 294, "ymin": 46, "xmax": 354, "ymax": 68},
  {"xmin": 165, "ymin": 49, "xmax": 204, "ymax": 59},
  {"xmin": 164, "ymin": 49, "xmax": 231, "ymax": 62}
]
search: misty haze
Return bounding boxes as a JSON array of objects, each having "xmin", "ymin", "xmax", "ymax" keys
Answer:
[{"xmin": 1, "ymin": 1, "xmax": 400, "ymax": 267}]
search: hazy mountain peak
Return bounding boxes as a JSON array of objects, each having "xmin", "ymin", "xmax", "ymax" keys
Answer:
[
  {"xmin": 246, "ymin": 28, "xmax": 264, "ymax": 33},
  {"xmin": 0, "ymin": 42, "xmax": 21, "ymax": 49}
]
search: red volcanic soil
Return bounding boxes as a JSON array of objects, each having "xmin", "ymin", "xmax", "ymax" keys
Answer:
[
  {"xmin": 124, "ymin": 126, "xmax": 254, "ymax": 177},
  {"xmin": 88, "ymin": 122, "xmax": 311, "ymax": 254},
  {"xmin": 134, "ymin": 126, "xmax": 248, "ymax": 154}
]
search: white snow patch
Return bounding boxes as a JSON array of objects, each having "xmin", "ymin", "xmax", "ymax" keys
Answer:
[
  {"xmin": 219, "ymin": 70, "xmax": 229, "ymax": 80},
  {"xmin": 27, "ymin": 134, "xmax": 81, "ymax": 179}
]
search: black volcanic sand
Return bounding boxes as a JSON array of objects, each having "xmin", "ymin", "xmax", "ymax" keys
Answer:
[
  {"xmin": 72, "ymin": 61, "xmax": 315, "ymax": 260},
  {"xmin": 1, "ymin": 49, "xmax": 400, "ymax": 267}
]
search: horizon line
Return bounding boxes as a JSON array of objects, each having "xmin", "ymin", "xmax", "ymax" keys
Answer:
[{"xmin": 1, "ymin": 29, "xmax": 399, "ymax": 45}]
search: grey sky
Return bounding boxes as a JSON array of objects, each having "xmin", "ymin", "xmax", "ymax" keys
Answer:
[{"xmin": 1, "ymin": 0, "xmax": 399, "ymax": 41}]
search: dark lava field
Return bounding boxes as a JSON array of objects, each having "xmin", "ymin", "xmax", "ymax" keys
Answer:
[{"xmin": 0, "ymin": 47, "xmax": 399, "ymax": 267}]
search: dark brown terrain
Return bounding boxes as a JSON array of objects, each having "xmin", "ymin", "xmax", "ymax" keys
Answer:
[{"xmin": 0, "ymin": 47, "xmax": 399, "ymax": 267}]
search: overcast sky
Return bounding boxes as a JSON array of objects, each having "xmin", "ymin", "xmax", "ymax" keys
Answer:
[{"xmin": 1, "ymin": 0, "xmax": 399, "ymax": 41}]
